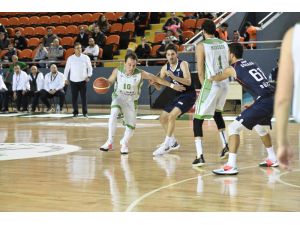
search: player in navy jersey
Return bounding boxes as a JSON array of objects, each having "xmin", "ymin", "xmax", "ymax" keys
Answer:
[
  {"xmin": 210, "ymin": 43, "xmax": 278, "ymax": 175},
  {"xmin": 152, "ymin": 44, "xmax": 196, "ymax": 156}
]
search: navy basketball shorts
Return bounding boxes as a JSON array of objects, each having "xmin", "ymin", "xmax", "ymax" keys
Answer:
[
  {"xmin": 236, "ymin": 96, "xmax": 274, "ymax": 130},
  {"xmin": 164, "ymin": 91, "xmax": 196, "ymax": 115}
]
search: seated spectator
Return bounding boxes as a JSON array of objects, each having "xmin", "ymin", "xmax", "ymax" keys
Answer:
[
  {"xmin": 135, "ymin": 37, "xmax": 151, "ymax": 59},
  {"xmin": 33, "ymin": 42, "xmax": 48, "ymax": 68},
  {"xmin": 13, "ymin": 29, "xmax": 27, "ymax": 50},
  {"xmin": 83, "ymin": 37, "xmax": 99, "ymax": 66},
  {"xmin": 43, "ymin": 27, "xmax": 58, "ymax": 47},
  {"xmin": 0, "ymin": 32, "xmax": 10, "ymax": 50},
  {"xmin": 92, "ymin": 25, "xmax": 106, "ymax": 48},
  {"xmin": 3, "ymin": 43, "xmax": 17, "ymax": 62},
  {"xmin": 75, "ymin": 26, "xmax": 89, "ymax": 49},
  {"xmin": 47, "ymin": 38, "xmax": 64, "ymax": 62},
  {"xmin": 28, "ymin": 66, "xmax": 44, "ymax": 113},
  {"xmin": 12, "ymin": 64, "xmax": 30, "ymax": 112},
  {"xmin": 164, "ymin": 30, "xmax": 179, "ymax": 44},
  {"xmin": 97, "ymin": 15, "xmax": 111, "ymax": 35},
  {"xmin": 40, "ymin": 64, "xmax": 65, "ymax": 112},
  {"xmin": 163, "ymin": 12, "xmax": 182, "ymax": 31},
  {"xmin": 166, "ymin": 19, "xmax": 181, "ymax": 35},
  {"xmin": 233, "ymin": 30, "xmax": 244, "ymax": 43},
  {"xmin": 156, "ymin": 37, "xmax": 174, "ymax": 58},
  {"xmin": 0, "ymin": 23, "xmax": 7, "ymax": 36},
  {"xmin": 120, "ymin": 12, "xmax": 140, "ymax": 24},
  {"xmin": 243, "ymin": 21, "xmax": 259, "ymax": 49},
  {"xmin": 215, "ymin": 23, "xmax": 228, "ymax": 41}
]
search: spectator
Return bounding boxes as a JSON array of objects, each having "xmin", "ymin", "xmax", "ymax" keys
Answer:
[
  {"xmin": 135, "ymin": 36, "xmax": 151, "ymax": 60},
  {"xmin": 0, "ymin": 23, "xmax": 7, "ymax": 36},
  {"xmin": 75, "ymin": 26, "xmax": 89, "ymax": 49},
  {"xmin": 43, "ymin": 27, "xmax": 58, "ymax": 47},
  {"xmin": 0, "ymin": 32, "xmax": 9, "ymax": 50},
  {"xmin": 28, "ymin": 65, "xmax": 44, "ymax": 113},
  {"xmin": 233, "ymin": 30, "xmax": 244, "ymax": 43},
  {"xmin": 40, "ymin": 64, "xmax": 65, "ymax": 113},
  {"xmin": 163, "ymin": 12, "xmax": 182, "ymax": 31},
  {"xmin": 166, "ymin": 19, "xmax": 182, "ymax": 35},
  {"xmin": 92, "ymin": 25, "xmax": 106, "ymax": 48},
  {"xmin": 3, "ymin": 43, "xmax": 17, "ymax": 62},
  {"xmin": 215, "ymin": 23, "xmax": 228, "ymax": 41},
  {"xmin": 156, "ymin": 37, "xmax": 173, "ymax": 58},
  {"xmin": 244, "ymin": 21, "xmax": 259, "ymax": 49},
  {"xmin": 13, "ymin": 29, "xmax": 27, "ymax": 50},
  {"xmin": 83, "ymin": 37, "xmax": 100, "ymax": 66},
  {"xmin": 33, "ymin": 42, "xmax": 48, "ymax": 68},
  {"xmin": 12, "ymin": 64, "xmax": 30, "ymax": 112},
  {"xmin": 63, "ymin": 43, "xmax": 93, "ymax": 118},
  {"xmin": 97, "ymin": 15, "xmax": 111, "ymax": 35},
  {"xmin": 47, "ymin": 38, "xmax": 64, "ymax": 62},
  {"xmin": 269, "ymin": 58, "xmax": 279, "ymax": 82},
  {"xmin": 119, "ymin": 12, "xmax": 139, "ymax": 24}
]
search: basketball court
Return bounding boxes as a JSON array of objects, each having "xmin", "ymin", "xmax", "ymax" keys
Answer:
[{"xmin": 0, "ymin": 110, "xmax": 299, "ymax": 212}]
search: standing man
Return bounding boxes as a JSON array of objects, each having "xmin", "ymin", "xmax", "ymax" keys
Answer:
[
  {"xmin": 64, "ymin": 43, "xmax": 93, "ymax": 118},
  {"xmin": 152, "ymin": 43, "xmax": 196, "ymax": 156},
  {"xmin": 211, "ymin": 43, "xmax": 277, "ymax": 175},
  {"xmin": 275, "ymin": 24, "xmax": 300, "ymax": 169},
  {"xmin": 99, "ymin": 52, "xmax": 185, "ymax": 154},
  {"xmin": 193, "ymin": 19, "xmax": 229, "ymax": 167}
]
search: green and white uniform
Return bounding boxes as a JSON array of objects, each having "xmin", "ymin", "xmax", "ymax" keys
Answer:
[
  {"xmin": 195, "ymin": 38, "xmax": 229, "ymax": 119},
  {"xmin": 111, "ymin": 65, "xmax": 143, "ymax": 129}
]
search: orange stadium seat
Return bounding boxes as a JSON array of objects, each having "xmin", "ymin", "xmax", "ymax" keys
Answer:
[
  {"xmin": 150, "ymin": 45, "xmax": 161, "ymax": 58},
  {"xmin": 110, "ymin": 23, "xmax": 123, "ymax": 34},
  {"xmin": 82, "ymin": 13, "xmax": 94, "ymax": 23},
  {"xmin": 115, "ymin": 12, "xmax": 125, "ymax": 19},
  {"xmin": 60, "ymin": 15, "xmax": 72, "ymax": 24},
  {"xmin": 8, "ymin": 17, "xmax": 20, "ymax": 26},
  {"xmin": 153, "ymin": 32, "xmax": 166, "ymax": 44},
  {"xmin": 6, "ymin": 28, "xmax": 15, "ymax": 37},
  {"xmin": 18, "ymin": 49, "xmax": 33, "ymax": 61},
  {"xmin": 66, "ymin": 25, "xmax": 79, "ymax": 35},
  {"xmin": 92, "ymin": 13, "xmax": 102, "ymax": 22},
  {"xmin": 105, "ymin": 34, "xmax": 120, "ymax": 52},
  {"xmin": 23, "ymin": 27, "xmax": 35, "ymax": 37},
  {"xmin": 104, "ymin": 12, "xmax": 117, "ymax": 23},
  {"xmin": 64, "ymin": 48, "xmax": 74, "ymax": 60},
  {"xmin": 71, "ymin": 14, "xmax": 83, "ymax": 24},
  {"xmin": 184, "ymin": 12, "xmax": 194, "ymax": 17},
  {"xmin": 39, "ymin": 16, "xmax": 51, "ymax": 25},
  {"xmin": 14, "ymin": 27, "xmax": 24, "ymax": 35},
  {"xmin": 53, "ymin": 25, "xmax": 67, "ymax": 36},
  {"xmin": 122, "ymin": 22, "xmax": 135, "ymax": 39},
  {"xmin": 182, "ymin": 30, "xmax": 195, "ymax": 41},
  {"xmin": 27, "ymin": 38, "xmax": 40, "ymax": 49},
  {"xmin": 61, "ymin": 36, "xmax": 74, "ymax": 48},
  {"xmin": 50, "ymin": 15, "xmax": 61, "ymax": 25},
  {"xmin": 34, "ymin": 26, "xmax": 47, "ymax": 37},
  {"xmin": 0, "ymin": 18, "xmax": 9, "ymax": 26},
  {"xmin": 28, "ymin": 16, "xmax": 40, "ymax": 26},
  {"xmin": 196, "ymin": 18, "xmax": 206, "ymax": 29},
  {"xmin": 179, "ymin": 45, "xmax": 185, "ymax": 52},
  {"xmin": 0, "ymin": 50, "xmax": 8, "ymax": 59},
  {"xmin": 19, "ymin": 17, "xmax": 30, "ymax": 26},
  {"xmin": 182, "ymin": 19, "xmax": 196, "ymax": 31}
]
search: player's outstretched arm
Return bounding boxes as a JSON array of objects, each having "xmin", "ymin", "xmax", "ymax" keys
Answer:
[
  {"xmin": 210, "ymin": 66, "xmax": 236, "ymax": 81},
  {"xmin": 107, "ymin": 68, "xmax": 118, "ymax": 86}
]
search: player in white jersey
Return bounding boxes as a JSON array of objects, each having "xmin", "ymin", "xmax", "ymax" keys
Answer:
[
  {"xmin": 99, "ymin": 52, "xmax": 185, "ymax": 154},
  {"xmin": 192, "ymin": 19, "xmax": 230, "ymax": 166},
  {"xmin": 275, "ymin": 24, "xmax": 300, "ymax": 169}
]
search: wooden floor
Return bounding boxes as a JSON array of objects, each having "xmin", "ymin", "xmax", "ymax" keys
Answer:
[{"xmin": 0, "ymin": 113, "xmax": 299, "ymax": 212}]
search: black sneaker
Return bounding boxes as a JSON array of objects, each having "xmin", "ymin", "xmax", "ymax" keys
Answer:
[
  {"xmin": 192, "ymin": 154, "xmax": 205, "ymax": 167},
  {"xmin": 73, "ymin": 114, "xmax": 78, "ymax": 118},
  {"xmin": 220, "ymin": 144, "xmax": 229, "ymax": 159},
  {"xmin": 83, "ymin": 114, "xmax": 88, "ymax": 118}
]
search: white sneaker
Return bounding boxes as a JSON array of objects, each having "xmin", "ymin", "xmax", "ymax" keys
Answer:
[
  {"xmin": 120, "ymin": 144, "xmax": 129, "ymax": 154},
  {"xmin": 99, "ymin": 141, "xmax": 113, "ymax": 151},
  {"xmin": 212, "ymin": 165, "xmax": 239, "ymax": 175},
  {"xmin": 153, "ymin": 144, "xmax": 172, "ymax": 156},
  {"xmin": 156, "ymin": 141, "xmax": 180, "ymax": 150}
]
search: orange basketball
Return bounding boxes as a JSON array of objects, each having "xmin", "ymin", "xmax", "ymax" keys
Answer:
[{"xmin": 93, "ymin": 77, "xmax": 110, "ymax": 94}]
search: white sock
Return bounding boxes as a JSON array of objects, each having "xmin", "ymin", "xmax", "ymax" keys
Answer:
[
  {"xmin": 266, "ymin": 146, "xmax": 276, "ymax": 162},
  {"xmin": 108, "ymin": 108, "xmax": 119, "ymax": 144},
  {"xmin": 219, "ymin": 130, "xmax": 228, "ymax": 148},
  {"xmin": 227, "ymin": 153, "xmax": 237, "ymax": 168},
  {"xmin": 122, "ymin": 127, "xmax": 134, "ymax": 146},
  {"xmin": 164, "ymin": 136, "xmax": 171, "ymax": 147},
  {"xmin": 195, "ymin": 139, "xmax": 203, "ymax": 158},
  {"xmin": 169, "ymin": 135, "xmax": 176, "ymax": 145}
]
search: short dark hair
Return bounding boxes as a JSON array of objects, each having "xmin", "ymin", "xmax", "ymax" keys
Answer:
[
  {"xmin": 229, "ymin": 43, "xmax": 244, "ymax": 59},
  {"xmin": 202, "ymin": 19, "xmax": 216, "ymax": 35},
  {"xmin": 221, "ymin": 23, "xmax": 228, "ymax": 28},
  {"xmin": 165, "ymin": 43, "xmax": 178, "ymax": 53},
  {"xmin": 74, "ymin": 42, "xmax": 81, "ymax": 48},
  {"xmin": 125, "ymin": 52, "xmax": 138, "ymax": 62},
  {"xmin": 244, "ymin": 21, "xmax": 252, "ymax": 27}
]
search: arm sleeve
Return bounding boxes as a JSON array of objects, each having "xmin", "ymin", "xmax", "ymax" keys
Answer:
[
  {"xmin": 63, "ymin": 58, "xmax": 71, "ymax": 80},
  {"xmin": 86, "ymin": 56, "xmax": 93, "ymax": 77}
]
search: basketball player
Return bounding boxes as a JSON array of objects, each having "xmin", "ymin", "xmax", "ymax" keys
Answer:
[
  {"xmin": 99, "ymin": 52, "xmax": 185, "ymax": 154},
  {"xmin": 193, "ymin": 19, "xmax": 229, "ymax": 167},
  {"xmin": 275, "ymin": 24, "xmax": 300, "ymax": 169},
  {"xmin": 152, "ymin": 43, "xmax": 196, "ymax": 156},
  {"xmin": 212, "ymin": 43, "xmax": 278, "ymax": 175}
]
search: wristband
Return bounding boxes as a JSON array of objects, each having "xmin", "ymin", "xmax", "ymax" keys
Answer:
[{"xmin": 170, "ymin": 83, "xmax": 174, "ymax": 89}]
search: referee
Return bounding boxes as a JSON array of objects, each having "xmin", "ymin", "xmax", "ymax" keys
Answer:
[{"xmin": 64, "ymin": 42, "xmax": 93, "ymax": 118}]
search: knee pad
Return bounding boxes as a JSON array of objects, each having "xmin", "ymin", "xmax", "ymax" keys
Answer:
[
  {"xmin": 213, "ymin": 111, "xmax": 225, "ymax": 129},
  {"xmin": 228, "ymin": 120, "xmax": 244, "ymax": 136},
  {"xmin": 253, "ymin": 125, "xmax": 268, "ymax": 137},
  {"xmin": 193, "ymin": 118, "xmax": 204, "ymax": 137}
]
